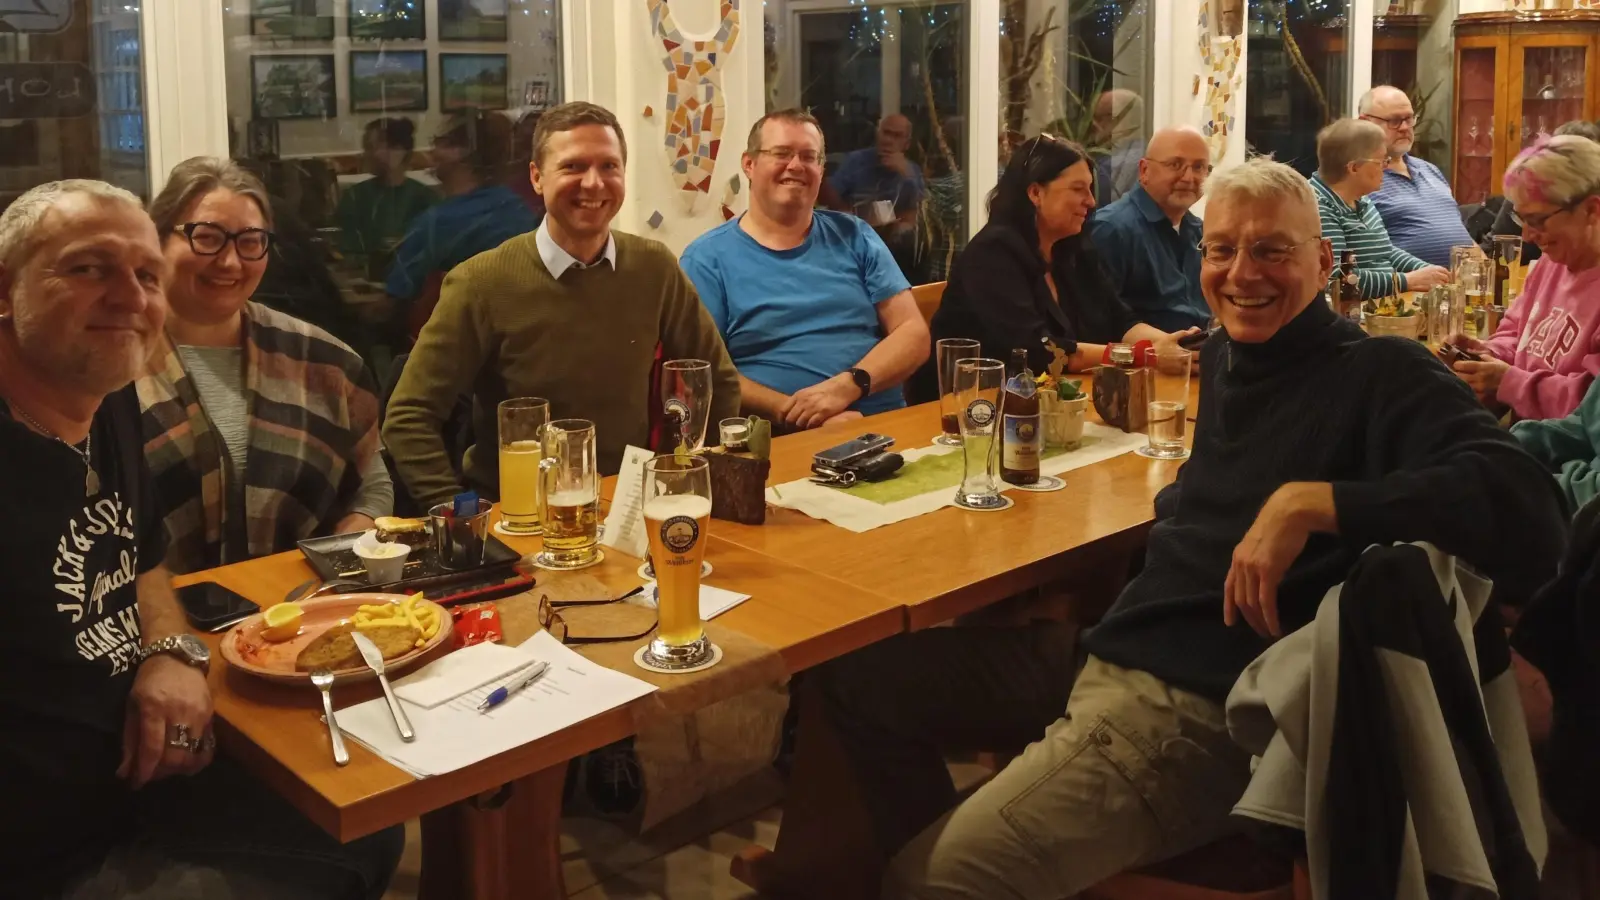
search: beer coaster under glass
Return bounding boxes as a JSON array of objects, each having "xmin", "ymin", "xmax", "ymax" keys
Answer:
[
  {"xmin": 634, "ymin": 641, "xmax": 722, "ymax": 675},
  {"xmin": 933, "ymin": 434, "xmax": 962, "ymax": 447},
  {"xmin": 953, "ymin": 494, "xmax": 1014, "ymax": 512},
  {"xmin": 1009, "ymin": 475, "xmax": 1066, "ymax": 492},
  {"xmin": 637, "ymin": 561, "xmax": 712, "ymax": 580},
  {"xmin": 1136, "ymin": 446, "xmax": 1190, "ymax": 461},
  {"xmin": 493, "ymin": 520, "xmax": 541, "ymax": 538},
  {"xmin": 530, "ymin": 548, "xmax": 605, "ymax": 571}
]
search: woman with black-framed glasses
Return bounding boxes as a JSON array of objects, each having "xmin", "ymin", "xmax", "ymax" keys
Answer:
[
  {"xmin": 919, "ymin": 135, "xmax": 1195, "ymax": 392},
  {"xmin": 1441, "ymin": 134, "xmax": 1600, "ymax": 421},
  {"xmin": 135, "ymin": 156, "xmax": 391, "ymax": 575}
]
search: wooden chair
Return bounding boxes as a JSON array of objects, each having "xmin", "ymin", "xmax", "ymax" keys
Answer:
[{"xmin": 912, "ymin": 280, "xmax": 945, "ymax": 324}]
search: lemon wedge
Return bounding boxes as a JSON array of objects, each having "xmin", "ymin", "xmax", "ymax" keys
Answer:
[{"xmin": 260, "ymin": 602, "xmax": 304, "ymax": 642}]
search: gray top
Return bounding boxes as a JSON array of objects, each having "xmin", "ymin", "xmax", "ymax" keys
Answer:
[{"xmin": 177, "ymin": 345, "xmax": 393, "ymax": 529}]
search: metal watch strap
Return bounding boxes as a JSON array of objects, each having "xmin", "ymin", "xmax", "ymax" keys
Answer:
[{"xmin": 140, "ymin": 634, "xmax": 208, "ymax": 673}]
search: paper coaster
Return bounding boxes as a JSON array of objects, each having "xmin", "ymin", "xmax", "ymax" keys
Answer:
[
  {"xmin": 1009, "ymin": 475, "xmax": 1066, "ymax": 493},
  {"xmin": 529, "ymin": 548, "xmax": 606, "ymax": 572},
  {"xmin": 1136, "ymin": 447, "xmax": 1190, "ymax": 461},
  {"xmin": 493, "ymin": 521, "xmax": 541, "ymax": 538},
  {"xmin": 953, "ymin": 494, "xmax": 1015, "ymax": 512},
  {"xmin": 634, "ymin": 642, "xmax": 722, "ymax": 675},
  {"xmin": 637, "ymin": 561, "xmax": 712, "ymax": 580},
  {"xmin": 932, "ymin": 435, "xmax": 962, "ymax": 447}
]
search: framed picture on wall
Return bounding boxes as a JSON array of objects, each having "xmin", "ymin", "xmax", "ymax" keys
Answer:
[
  {"xmin": 250, "ymin": 0, "xmax": 335, "ymax": 41},
  {"xmin": 349, "ymin": 51, "xmax": 429, "ymax": 112},
  {"xmin": 348, "ymin": 0, "xmax": 426, "ymax": 42},
  {"xmin": 440, "ymin": 53, "xmax": 509, "ymax": 112},
  {"xmin": 250, "ymin": 54, "xmax": 336, "ymax": 120},
  {"xmin": 521, "ymin": 79, "xmax": 551, "ymax": 110},
  {"xmin": 439, "ymin": 0, "xmax": 508, "ymax": 42}
]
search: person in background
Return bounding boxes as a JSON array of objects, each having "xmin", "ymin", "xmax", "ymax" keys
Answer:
[
  {"xmin": 809, "ymin": 157, "xmax": 1565, "ymax": 900},
  {"xmin": 1311, "ymin": 118, "xmax": 1451, "ymax": 299},
  {"xmin": 138, "ymin": 158, "xmax": 388, "ymax": 575},
  {"xmin": 681, "ymin": 108, "xmax": 929, "ymax": 430},
  {"xmin": 1512, "ymin": 374, "xmax": 1600, "ymax": 512},
  {"xmin": 334, "ymin": 117, "xmax": 437, "ymax": 263},
  {"xmin": 827, "ymin": 113, "xmax": 925, "ymax": 228},
  {"xmin": 926, "ymin": 135, "xmax": 1193, "ymax": 386},
  {"xmin": 1092, "ymin": 88, "xmax": 1146, "ymax": 206},
  {"xmin": 384, "ymin": 111, "xmax": 540, "ymax": 318},
  {"xmin": 1488, "ymin": 119, "xmax": 1600, "ymax": 265},
  {"xmin": 1442, "ymin": 135, "xmax": 1600, "ymax": 421},
  {"xmin": 1089, "ymin": 125, "xmax": 1214, "ymax": 332},
  {"xmin": 507, "ymin": 109, "xmax": 548, "ymax": 219},
  {"xmin": 384, "ymin": 101, "xmax": 740, "ymax": 507},
  {"xmin": 1363, "ymin": 85, "xmax": 1476, "ymax": 268},
  {"xmin": 0, "ymin": 179, "xmax": 399, "ymax": 899}
]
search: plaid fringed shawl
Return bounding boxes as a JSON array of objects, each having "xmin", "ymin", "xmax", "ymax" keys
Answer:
[{"xmin": 136, "ymin": 302, "xmax": 381, "ymax": 574}]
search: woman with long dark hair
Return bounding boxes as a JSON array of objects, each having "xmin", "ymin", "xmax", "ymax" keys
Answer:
[{"xmin": 929, "ymin": 135, "xmax": 1191, "ymax": 377}]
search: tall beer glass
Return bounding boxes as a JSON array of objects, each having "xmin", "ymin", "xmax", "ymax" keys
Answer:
[
  {"xmin": 954, "ymin": 357, "xmax": 1007, "ymax": 510},
  {"xmin": 935, "ymin": 338, "xmax": 981, "ymax": 446},
  {"xmin": 662, "ymin": 359, "xmax": 713, "ymax": 452},
  {"xmin": 497, "ymin": 397, "xmax": 549, "ymax": 534},
  {"xmin": 535, "ymin": 419, "xmax": 600, "ymax": 569},
  {"xmin": 642, "ymin": 455, "xmax": 714, "ymax": 670}
]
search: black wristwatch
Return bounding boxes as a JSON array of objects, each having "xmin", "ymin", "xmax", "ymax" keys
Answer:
[{"xmin": 847, "ymin": 367, "xmax": 872, "ymax": 400}]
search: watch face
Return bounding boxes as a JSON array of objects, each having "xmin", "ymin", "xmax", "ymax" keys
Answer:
[{"xmin": 175, "ymin": 634, "xmax": 211, "ymax": 664}]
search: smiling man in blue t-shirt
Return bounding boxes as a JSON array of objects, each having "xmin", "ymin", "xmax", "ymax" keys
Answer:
[{"xmin": 680, "ymin": 109, "xmax": 929, "ymax": 430}]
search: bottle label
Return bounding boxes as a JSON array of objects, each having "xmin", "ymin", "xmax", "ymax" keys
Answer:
[{"xmin": 1003, "ymin": 414, "xmax": 1041, "ymax": 469}]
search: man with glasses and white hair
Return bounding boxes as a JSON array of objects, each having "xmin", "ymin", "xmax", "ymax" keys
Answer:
[
  {"xmin": 1090, "ymin": 125, "xmax": 1214, "ymax": 331},
  {"xmin": 1363, "ymin": 85, "xmax": 1475, "ymax": 268},
  {"xmin": 681, "ymin": 108, "xmax": 929, "ymax": 430},
  {"xmin": 0, "ymin": 180, "xmax": 400, "ymax": 898},
  {"xmin": 805, "ymin": 156, "xmax": 1564, "ymax": 899}
]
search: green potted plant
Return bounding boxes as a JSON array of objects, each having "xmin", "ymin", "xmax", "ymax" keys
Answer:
[
  {"xmin": 1039, "ymin": 376, "xmax": 1088, "ymax": 448},
  {"xmin": 1363, "ymin": 290, "xmax": 1423, "ymax": 339}
]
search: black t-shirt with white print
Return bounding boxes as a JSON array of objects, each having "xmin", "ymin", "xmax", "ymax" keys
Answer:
[{"xmin": 0, "ymin": 384, "xmax": 166, "ymax": 893}]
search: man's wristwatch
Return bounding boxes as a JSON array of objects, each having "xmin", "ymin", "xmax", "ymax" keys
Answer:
[
  {"xmin": 138, "ymin": 634, "xmax": 211, "ymax": 674},
  {"xmin": 847, "ymin": 367, "xmax": 872, "ymax": 401}
]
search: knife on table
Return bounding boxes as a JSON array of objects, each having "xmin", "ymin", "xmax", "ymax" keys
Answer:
[{"xmin": 351, "ymin": 632, "xmax": 416, "ymax": 742}]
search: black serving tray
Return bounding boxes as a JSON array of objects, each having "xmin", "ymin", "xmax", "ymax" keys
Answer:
[{"xmin": 296, "ymin": 530, "xmax": 522, "ymax": 583}]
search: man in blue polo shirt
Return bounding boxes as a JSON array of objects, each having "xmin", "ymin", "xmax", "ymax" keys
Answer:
[
  {"xmin": 682, "ymin": 108, "xmax": 929, "ymax": 430},
  {"xmin": 1088, "ymin": 126, "xmax": 1212, "ymax": 332},
  {"xmin": 1363, "ymin": 85, "xmax": 1474, "ymax": 268}
]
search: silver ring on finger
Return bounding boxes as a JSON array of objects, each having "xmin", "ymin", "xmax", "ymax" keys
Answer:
[{"xmin": 166, "ymin": 723, "xmax": 192, "ymax": 750}]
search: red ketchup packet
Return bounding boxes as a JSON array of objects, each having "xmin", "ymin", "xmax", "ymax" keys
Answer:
[{"xmin": 450, "ymin": 602, "xmax": 504, "ymax": 648}]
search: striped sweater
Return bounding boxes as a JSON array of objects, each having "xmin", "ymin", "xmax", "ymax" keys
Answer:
[{"xmin": 1311, "ymin": 174, "xmax": 1430, "ymax": 300}]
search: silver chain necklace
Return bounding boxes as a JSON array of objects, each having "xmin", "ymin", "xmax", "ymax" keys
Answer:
[{"xmin": 11, "ymin": 404, "xmax": 98, "ymax": 496}]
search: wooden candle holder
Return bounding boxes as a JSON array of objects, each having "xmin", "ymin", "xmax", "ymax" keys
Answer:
[
  {"xmin": 1092, "ymin": 365, "xmax": 1154, "ymax": 433},
  {"xmin": 707, "ymin": 451, "xmax": 770, "ymax": 525}
]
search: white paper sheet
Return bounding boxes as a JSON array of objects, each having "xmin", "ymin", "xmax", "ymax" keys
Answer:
[
  {"xmin": 638, "ymin": 582, "xmax": 751, "ymax": 620},
  {"xmin": 600, "ymin": 444, "xmax": 654, "ymax": 560},
  {"xmin": 335, "ymin": 632, "xmax": 657, "ymax": 778},
  {"xmin": 390, "ymin": 641, "xmax": 540, "ymax": 709}
]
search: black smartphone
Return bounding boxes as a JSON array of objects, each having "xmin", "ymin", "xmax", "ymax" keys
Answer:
[
  {"xmin": 814, "ymin": 433, "xmax": 895, "ymax": 467},
  {"xmin": 1440, "ymin": 342, "xmax": 1485, "ymax": 364},
  {"xmin": 1177, "ymin": 330, "xmax": 1211, "ymax": 351},
  {"xmin": 177, "ymin": 582, "xmax": 259, "ymax": 632}
]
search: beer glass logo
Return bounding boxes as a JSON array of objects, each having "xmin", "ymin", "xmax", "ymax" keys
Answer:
[
  {"xmin": 965, "ymin": 399, "xmax": 996, "ymax": 428},
  {"xmin": 664, "ymin": 398, "xmax": 690, "ymax": 420},
  {"xmin": 660, "ymin": 515, "xmax": 700, "ymax": 554}
]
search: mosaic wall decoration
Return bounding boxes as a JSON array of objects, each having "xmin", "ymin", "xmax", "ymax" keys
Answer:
[
  {"xmin": 1197, "ymin": 0, "xmax": 1241, "ymax": 164},
  {"xmin": 648, "ymin": 0, "xmax": 741, "ymax": 212}
]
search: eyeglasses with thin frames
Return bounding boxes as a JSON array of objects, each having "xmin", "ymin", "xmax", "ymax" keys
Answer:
[
  {"xmin": 1511, "ymin": 197, "xmax": 1588, "ymax": 231},
  {"xmin": 1361, "ymin": 113, "xmax": 1416, "ymax": 129},
  {"xmin": 175, "ymin": 221, "xmax": 273, "ymax": 261},
  {"xmin": 537, "ymin": 586, "xmax": 655, "ymax": 644},
  {"xmin": 1149, "ymin": 158, "xmax": 1214, "ymax": 178},
  {"xmin": 755, "ymin": 147, "xmax": 824, "ymax": 167},
  {"xmin": 1197, "ymin": 236, "xmax": 1323, "ymax": 266}
]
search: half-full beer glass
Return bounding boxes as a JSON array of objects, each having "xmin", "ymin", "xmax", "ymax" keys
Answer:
[
  {"xmin": 954, "ymin": 357, "xmax": 1007, "ymax": 510},
  {"xmin": 535, "ymin": 419, "xmax": 600, "ymax": 569},
  {"xmin": 935, "ymin": 338, "xmax": 981, "ymax": 447},
  {"xmin": 497, "ymin": 397, "xmax": 549, "ymax": 534},
  {"xmin": 641, "ymin": 454, "xmax": 713, "ymax": 670},
  {"xmin": 662, "ymin": 359, "xmax": 713, "ymax": 452}
]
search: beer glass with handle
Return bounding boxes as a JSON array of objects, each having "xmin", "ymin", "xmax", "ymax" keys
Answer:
[
  {"xmin": 954, "ymin": 357, "xmax": 1007, "ymax": 510},
  {"xmin": 641, "ymin": 454, "xmax": 714, "ymax": 670},
  {"xmin": 497, "ymin": 397, "xmax": 549, "ymax": 534},
  {"xmin": 535, "ymin": 419, "xmax": 601, "ymax": 569},
  {"xmin": 935, "ymin": 338, "xmax": 981, "ymax": 446},
  {"xmin": 662, "ymin": 359, "xmax": 713, "ymax": 452}
]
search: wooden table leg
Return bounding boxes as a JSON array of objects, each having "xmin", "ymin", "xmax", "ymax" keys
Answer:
[
  {"xmin": 730, "ymin": 676, "xmax": 883, "ymax": 900},
  {"xmin": 419, "ymin": 762, "xmax": 569, "ymax": 900}
]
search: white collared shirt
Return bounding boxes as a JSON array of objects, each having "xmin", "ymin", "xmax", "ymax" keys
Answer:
[{"xmin": 536, "ymin": 226, "xmax": 618, "ymax": 279}]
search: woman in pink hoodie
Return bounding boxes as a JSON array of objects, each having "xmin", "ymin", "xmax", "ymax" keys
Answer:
[{"xmin": 1443, "ymin": 135, "xmax": 1600, "ymax": 420}]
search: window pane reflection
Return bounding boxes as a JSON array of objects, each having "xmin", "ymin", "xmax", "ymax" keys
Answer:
[
  {"xmin": 1246, "ymin": 0, "xmax": 1350, "ymax": 176},
  {"xmin": 1374, "ymin": 0, "xmax": 1453, "ymax": 174},
  {"xmin": 220, "ymin": 0, "xmax": 560, "ymax": 385}
]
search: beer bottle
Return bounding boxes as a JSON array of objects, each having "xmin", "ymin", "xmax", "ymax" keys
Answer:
[
  {"xmin": 1001, "ymin": 348, "xmax": 1041, "ymax": 486},
  {"xmin": 1492, "ymin": 240, "xmax": 1510, "ymax": 307},
  {"xmin": 1337, "ymin": 249, "xmax": 1360, "ymax": 320}
]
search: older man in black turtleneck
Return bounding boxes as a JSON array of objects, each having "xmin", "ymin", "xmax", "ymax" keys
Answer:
[{"xmin": 810, "ymin": 157, "xmax": 1567, "ymax": 900}]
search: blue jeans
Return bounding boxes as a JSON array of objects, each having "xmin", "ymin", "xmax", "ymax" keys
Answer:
[{"xmin": 61, "ymin": 758, "xmax": 403, "ymax": 900}]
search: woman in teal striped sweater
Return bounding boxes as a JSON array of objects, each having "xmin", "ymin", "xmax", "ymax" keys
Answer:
[{"xmin": 1311, "ymin": 118, "xmax": 1451, "ymax": 299}]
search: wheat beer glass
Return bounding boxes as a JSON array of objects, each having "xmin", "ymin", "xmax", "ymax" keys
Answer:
[
  {"xmin": 497, "ymin": 397, "xmax": 549, "ymax": 534},
  {"xmin": 641, "ymin": 454, "xmax": 713, "ymax": 670},
  {"xmin": 954, "ymin": 357, "xmax": 1007, "ymax": 510},
  {"xmin": 935, "ymin": 338, "xmax": 981, "ymax": 447},
  {"xmin": 535, "ymin": 419, "xmax": 600, "ymax": 569},
  {"xmin": 662, "ymin": 359, "xmax": 713, "ymax": 451}
]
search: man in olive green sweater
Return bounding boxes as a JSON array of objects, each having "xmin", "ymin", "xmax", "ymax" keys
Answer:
[{"xmin": 384, "ymin": 102, "xmax": 741, "ymax": 508}]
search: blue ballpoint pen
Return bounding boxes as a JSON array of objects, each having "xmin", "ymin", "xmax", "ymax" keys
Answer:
[{"xmin": 477, "ymin": 661, "xmax": 550, "ymax": 712}]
